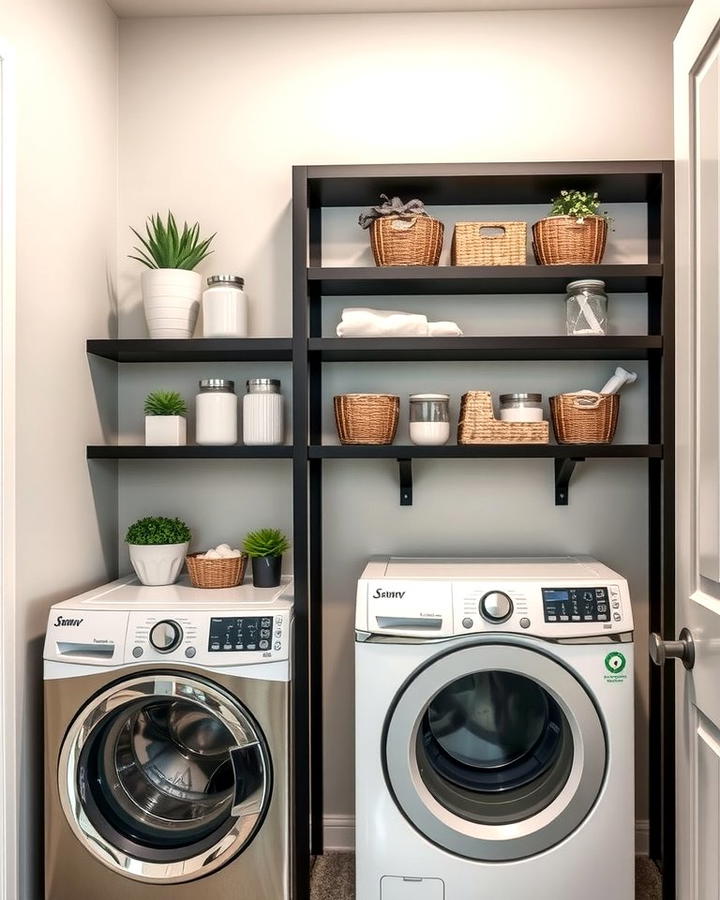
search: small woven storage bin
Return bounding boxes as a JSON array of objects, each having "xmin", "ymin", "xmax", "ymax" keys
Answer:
[
  {"xmin": 186, "ymin": 552, "xmax": 248, "ymax": 589},
  {"xmin": 549, "ymin": 392, "xmax": 619, "ymax": 444},
  {"xmin": 334, "ymin": 394, "xmax": 399, "ymax": 445},
  {"xmin": 370, "ymin": 215, "xmax": 444, "ymax": 266},
  {"xmin": 457, "ymin": 391, "xmax": 549, "ymax": 444},
  {"xmin": 451, "ymin": 222, "xmax": 527, "ymax": 266},
  {"xmin": 532, "ymin": 216, "xmax": 608, "ymax": 265}
]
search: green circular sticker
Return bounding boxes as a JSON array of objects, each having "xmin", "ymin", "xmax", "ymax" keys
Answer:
[{"xmin": 605, "ymin": 651, "xmax": 627, "ymax": 674}]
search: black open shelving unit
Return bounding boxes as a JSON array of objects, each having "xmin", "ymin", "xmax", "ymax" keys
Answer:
[{"xmin": 86, "ymin": 160, "xmax": 675, "ymax": 900}]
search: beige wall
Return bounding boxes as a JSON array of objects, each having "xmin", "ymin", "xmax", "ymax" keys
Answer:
[
  {"xmin": 2, "ymin": 0, "xmax": 118, "ymax": 895},
  {"xmin": 117, "ymin": 6, "xmax": 682, "ymax": 837}
]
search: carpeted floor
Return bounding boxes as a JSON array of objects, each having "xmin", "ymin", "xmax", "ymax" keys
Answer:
[{"xmin": 311, "ymin": 852, "xmax": 662, "ymax": 899}]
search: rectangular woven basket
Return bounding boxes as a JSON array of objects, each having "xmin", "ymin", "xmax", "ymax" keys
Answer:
[
  {"xmin": 370, "ymin": 215, "xmax": 444, "ymax": 266},
  {"xmin": 457, "ymin": 391, "xmax": 549, "ymax": 444},
  {"xmin": 334, "ymin": 394, "xmax": 399, "ymax": 444},
  {"xmin": 549, "ymin": 393, "xmax": 619, "ymax": 444},
  {"xmin": 186, "ymin": 552, "xmax": 248, "ymax": 589},
  {"xmin": 451, "ymin": 222, "xmax": 527, "ymax": 266}
]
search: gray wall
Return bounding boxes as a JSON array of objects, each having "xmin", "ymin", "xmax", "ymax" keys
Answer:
[{"xmin": 115, "ymin": 6, "xmax": 683, "ymax": 836}]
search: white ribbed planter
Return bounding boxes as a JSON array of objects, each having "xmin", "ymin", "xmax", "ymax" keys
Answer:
[
  {"xmin": 145, "ymin": 415, "xmax": 187, "ymax": 446},
  {"xmin": 128, "ymin": 542, "xmax": 189, "ymax": 586},
  {"xmin": 142, "ymin": 269, "xmax": 202, "ymax": 339}
]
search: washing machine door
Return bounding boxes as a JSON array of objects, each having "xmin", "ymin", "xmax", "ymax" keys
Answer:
[
  {"xmin": 384, "ymin": 642, "xmax": 606, "ymax": 861},
  {"xmin": 58, "ymin": 672, "xmax": 272, "ymax": 883}
]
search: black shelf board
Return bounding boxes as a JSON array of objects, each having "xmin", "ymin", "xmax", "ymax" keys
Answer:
[
  {"xmin": 309, "ymin": 444, "xmax": 662, "ymax": 459},
  {"xmin": 305, "ymin": 161, "xmax": 668, "ymax": 207},
  {"xmin": 87, "ymin": 338, "xmax": 293, "ymax": 363},
  {"xmin": 308, "ymin": 265, "xmax": 662, "ymax": 296},
  {"xmin": 87, "ymin": 445, "xmax": 294, "ymax": 459},
  {"xmin": 309, "ymin": 336, "xmax": 662, "ymax": 362}
]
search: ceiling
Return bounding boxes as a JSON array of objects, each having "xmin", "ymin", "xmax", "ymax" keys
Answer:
[{"xmin": 108, "ymin": 0, "xmax": 689, "ymax": 17}]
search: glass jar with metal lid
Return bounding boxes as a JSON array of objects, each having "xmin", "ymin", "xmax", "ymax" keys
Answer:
[
  {"xmin": 566, "ymin": 279, "xmax": 608, "ymax": 336},
  {"xmin": 202, "ymin": 275, "xmax": 247, "ymax": 338},
  {"xmin": 243, "ymin": 378, "xmax": 284, "ymax": 446},
  {"xmin": 409, "ymin": 394, "xmax": 450, "ymax": 445},
  {"xmin": 499, "ymin": 393, "xmax": 544, "ymax": 423},
  {"xmin": 196, "ymin": 379, "xmax": 238, "ymax": 445}
]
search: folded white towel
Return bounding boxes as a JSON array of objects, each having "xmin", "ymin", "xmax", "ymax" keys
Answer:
[{"xmin": 336, "ymin": 307, "xmax": 463, "ymax": 338}]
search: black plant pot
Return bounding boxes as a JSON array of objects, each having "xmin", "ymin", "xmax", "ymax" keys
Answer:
[{"xmin": 251, "ymin": 555, "xmax": 282, "ymax": 588}]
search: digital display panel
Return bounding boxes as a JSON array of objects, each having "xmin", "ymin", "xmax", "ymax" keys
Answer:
[
  {"xmin": 208, "ymin": 616, "xmax": 273, "ymax": 652},
  {"xmin": 542, "ymin": 587, "xmax": 609, "ymax": 623}
]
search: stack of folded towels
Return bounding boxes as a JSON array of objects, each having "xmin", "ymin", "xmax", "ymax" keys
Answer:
[{"xmin": 336, "ymin": 307, "xmax": 463, "ymax": 338}]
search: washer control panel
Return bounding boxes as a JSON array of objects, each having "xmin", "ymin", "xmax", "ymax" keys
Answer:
[
  {"xmin": 542, "ymin": 587, "xmax": 610, "ymax": 623},
  {"xmin": 208, "ymin": 615, "xmax": 282, "ymax": 653}
]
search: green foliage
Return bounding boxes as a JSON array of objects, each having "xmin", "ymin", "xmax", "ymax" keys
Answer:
[
  {"xmin": 125, "ymin": 516, "xmax": 191, "ymax": 546},
  {"xmin": 144, "ymin": 390, "xmax": 187, "ymax": 417},
  {"xmin": 548, "ymin": 190, "xmax": 610, "ymax": 222},
  {"xmin": 243, "ymin": 527, "xmax": 291, "ymax": 558},
  {"xmin": 129, "ymin": 211, "xmax": 215, "ymax": 270}
]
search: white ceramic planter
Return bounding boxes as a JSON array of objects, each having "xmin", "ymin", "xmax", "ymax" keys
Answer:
[
  {"xmin": 145, "ymin": 415, "xmax": 187, "ymax": 446},
  {"xmin": 128, "ymin": 541, "xmax": 189, "ymax": 586},
  {"xmin": 142, "ymin": 268, "xmax": 202, "ymax": 339}
]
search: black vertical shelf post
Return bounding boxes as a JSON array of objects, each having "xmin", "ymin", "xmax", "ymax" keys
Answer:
[{"xmin": 291, "ymin": 166, "xmax": 311, "ymax": 900}]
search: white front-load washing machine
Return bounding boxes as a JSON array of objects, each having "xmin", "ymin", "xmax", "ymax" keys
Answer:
[
  {"xmin": 44, "ymin": 575, "xmax": 293, "ymax": 900},
  {"xmin": 355, "ymin": 556, "xmax": 634, "ymax": 900}
]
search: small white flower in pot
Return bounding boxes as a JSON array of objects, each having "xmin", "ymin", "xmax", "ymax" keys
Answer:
[
  {"xmin": 129, "ymin": 211, "xmax": 215, "ymax": 339},
  {"xmin": 243, "ymin": 528, "xmax": 291, "ymax": 589},
  {"xmin": 144, "ymin": 390, "xmax": 187, "ymax": 446},
  {"xmin": 125, "ymin": 516, "xmax": 191, "ymax": 586},
  {"xmin": 532, "ymin": 190, "xmax": 613, "ymax": 266}
]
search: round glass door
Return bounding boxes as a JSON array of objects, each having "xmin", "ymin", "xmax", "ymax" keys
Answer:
[
  {"xmin": 59, "ymin": 674, "xmax": 272, "ymax": 883},
  {"xmin": 384, "ymin": 642, "xmax": 606, "ymax": 861}
]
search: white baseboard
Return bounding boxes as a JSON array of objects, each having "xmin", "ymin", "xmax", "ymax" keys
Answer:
[{"xmin": 324, "ymin": 816, "xmax": 652, "ymax": 856}]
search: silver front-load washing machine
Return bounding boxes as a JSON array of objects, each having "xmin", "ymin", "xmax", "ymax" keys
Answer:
[{"xmin": 44, "ymin": 576, "xmax": 293, "ymax": 900}]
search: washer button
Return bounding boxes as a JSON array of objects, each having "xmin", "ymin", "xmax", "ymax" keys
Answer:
[
  {"xmin": 132, "ymin": 646, "xmax": 143, "ymax": 658},
  {"xmin": 185, "ymin": 647, "xmax": 196, "ymax": 659},
  {"xmin": 519, "ymin": 617, "xmax": 531, "ymax": 629},
  {"xmin": 274, "ymin": 641, "xmax": 282, "ymax": 651},
  {"xmin": 613, "ymin": 613, "xmax": 622, "ymax": 621},
  {"xmin": 462, "ymin": 617, "xmax": 473, "ymax": 629}
]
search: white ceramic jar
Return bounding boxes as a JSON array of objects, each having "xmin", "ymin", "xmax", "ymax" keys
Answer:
[
  {"xmin": 409, "ymin": 393, "xmax": 451, "ymax": 445},
  {"xmin": 243, "ymin": 379, "xmax": 284, "ymax": 445},
  {"xmin": 499, "ymin": 393, "xmax": 544, "ymax": 422},
  {"xmin": 196, "ymin": 379, "xmax": 238, "ymax": 445},
  {"xmin": 202, "ymin": 275, "xmax": 248, "ymax": 337}
]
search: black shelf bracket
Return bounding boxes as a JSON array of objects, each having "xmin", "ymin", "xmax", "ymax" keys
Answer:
[
  {"xmin": 554, "ymin": 457, "xmax": 585, "ymax": 505},
  {"xmin": 398, "ymin": 458, "xmax": 413, "ymax": 505}
]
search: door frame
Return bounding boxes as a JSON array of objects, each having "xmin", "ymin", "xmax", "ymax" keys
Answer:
[{"xmin": 0, "ymin": 38, "xmax": 17, "ymax": 900}]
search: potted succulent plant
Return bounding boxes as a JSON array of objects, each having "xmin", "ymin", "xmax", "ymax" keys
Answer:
[
  {"xmin": 532, "ymin": 190, "xmax": 611, "ymax": 265},
  {"xmin": 358, "ymin": 194, "xmax": 444, "ymax": 266},
  {"xmin": 144, "ymin": 390, "xmax": 188, "ymax": 446},
  {"xmin": 130, "ymin": 211, "xmax": 215, "ymax": 339},
  {"xmin": 125, "ymin": 516, "xmax": 191, "ymax": 586},
  {"xmin": 243, "ymin": 527, "xmax": 290, "ymax": 588}
]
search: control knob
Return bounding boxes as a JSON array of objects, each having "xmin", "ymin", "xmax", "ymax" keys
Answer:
[
  {"xmin": 480, "ymin": 591, "xmax": 513, "ymax": 623},
  {"xmin": 149, "ymin": 619, "xmax": 183, "ymax": 653}
]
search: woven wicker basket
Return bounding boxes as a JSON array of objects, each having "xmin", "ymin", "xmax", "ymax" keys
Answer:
[
  {"xmin": 457, "ymin": 391, "xmax": 549, "ymax": 444},
  {"xmin": 532, "ymin": 216, "xmax": 608, "ymax": 265},
  {"xmin": 186, "ymin": 552, "xmax": 248, "ymax": 589},
  {"xmin": 334, "ymin": 394, "xmax": 399, "ymax": 445},
  {"xmin": 451, "ymin": 222, "xmax": 527, "ymax": 266},
  {"xmin": 370, "ymin": 215, "xmax": 444, "ymax": 266},
  {"xmin": 549, "ymin": 392, "xmax": 619, "ymax": 444}
]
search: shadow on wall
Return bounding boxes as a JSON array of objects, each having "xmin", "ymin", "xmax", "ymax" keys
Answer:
[{"xmin": 22, "ymin": 635, "xmax": 46, "ymax": 900}]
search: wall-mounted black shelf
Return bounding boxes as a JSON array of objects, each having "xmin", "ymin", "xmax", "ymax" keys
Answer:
[
  {"xmin": 309, "ymin": 443, "xmax": 661, "ymax": 459},
  {"xmin": 308, "ymin": 265, "xmax": 661, "ymax": 296},
  {"xmin": 309, "ymin": 336, "xmax": 662, "ymax": 362},
  {"xmin": 87, "ymin": 338, "xmax": 293, "ymax": 363},
  {"xmin": 87, "ymin": 445, "xmax": 294, "ymax": 459}
]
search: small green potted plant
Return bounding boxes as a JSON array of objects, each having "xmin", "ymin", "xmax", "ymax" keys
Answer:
[
  {"xmin": 125, "ymin": 516, "xmax": 191, "ymax": 586},
  {"xmin": 144, "ymin": 390, "xmax": 188, "ymax": 446},
  {"xmin": 532, "ymin": 190, "xmax": 611, "ymax": 265},
  {"xmin": 243, "ymin": 527, "xmax": 290, "ymax": 588},
  {"xmin": 130, "ymin": 211, "xmax": 215, "ymax": 339}
]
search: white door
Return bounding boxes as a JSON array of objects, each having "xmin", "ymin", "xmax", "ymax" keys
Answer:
[{"xmin": 661, "ymin": 2, "xmax": 720, "ymax": 897}]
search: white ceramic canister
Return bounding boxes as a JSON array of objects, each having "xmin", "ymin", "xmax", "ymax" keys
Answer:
[
  {"xmin": 409, "ymin": 393, "xmax": 451, "ymax": 445},
  {"xmin": 243, "ymin": 378, "xmax": 284, "ymax": 446},
  {"xmin": 202, "ymin": 275, "xmax": 248, "ymax": 338},
  {"xmin": 196, "ymin": 379, "xmax": 238, "ymax": 445}
]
